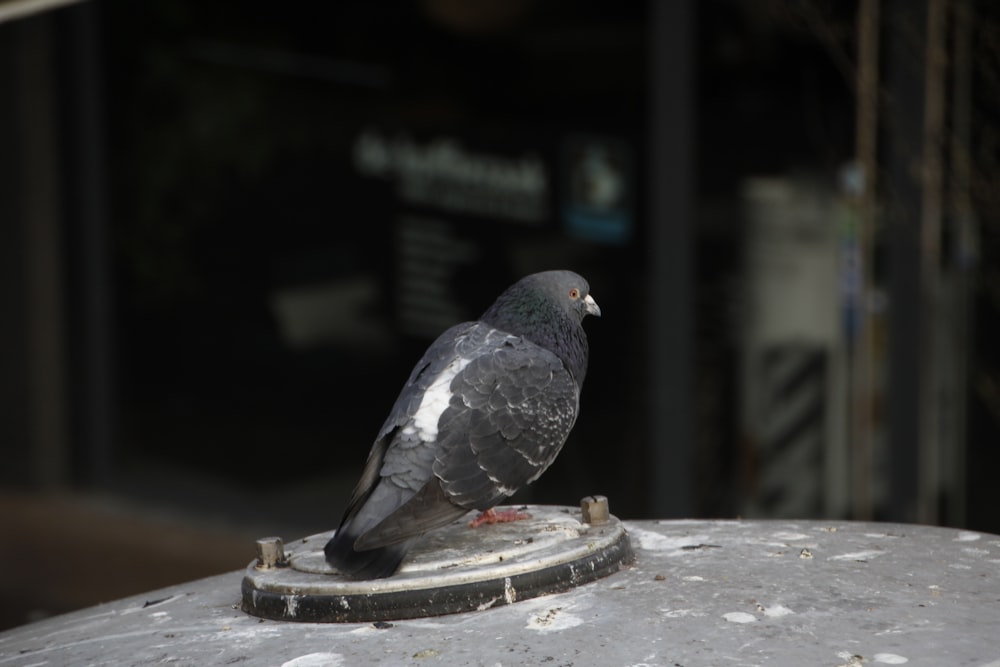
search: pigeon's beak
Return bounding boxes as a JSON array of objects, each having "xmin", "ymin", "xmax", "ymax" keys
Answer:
[{"xmin": 584, "ymin": 294, "xmax": 601, "ymax": 317}]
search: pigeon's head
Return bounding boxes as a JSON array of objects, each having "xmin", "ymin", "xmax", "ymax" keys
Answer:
[
  {"xmin": 481, "ymin": 270, "xmax": 599, "ymax": 383},
  {"xmin": 525, "ymin": 270, "xmax": 601, "ymax": 323},
  {"xmin": 481, "ymin": 270, "xmax": 600, "ymax": 335}
]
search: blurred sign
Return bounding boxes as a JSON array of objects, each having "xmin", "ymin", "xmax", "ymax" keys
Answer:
[
  {"xmin": 561, "ymin": 135, "xmax": 634, "ymax": 245},
  {"xmin": 353, "ymin": 128, "xmax": 549, "ymax": 224}
]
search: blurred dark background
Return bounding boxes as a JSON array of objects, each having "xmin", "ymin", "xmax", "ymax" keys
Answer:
[{"xmin": 2, "ymin": 0, "xmax": 999, "ymax": 630}]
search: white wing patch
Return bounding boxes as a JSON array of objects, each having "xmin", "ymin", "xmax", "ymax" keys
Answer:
[{"xmin": 403, "ymin": 356, "xmax": 473, "ymax": 442}]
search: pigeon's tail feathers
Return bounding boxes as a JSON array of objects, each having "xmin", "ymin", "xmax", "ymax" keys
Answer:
[
  {"xmin": 324, "ymin": 527, "xmax": 412, "ymax": 580},
  {"xmin": 324, "ymin": 480, "xmax": 469, "ymax": 579},
  {"xmin": 352, "ymin": 479, "xmax": 469, "ymax": 551}
]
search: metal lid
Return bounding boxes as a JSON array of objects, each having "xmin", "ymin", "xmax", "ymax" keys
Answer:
[{"xmin": 241, "ymin": 498, "xmax": 633, "ymax": 623}]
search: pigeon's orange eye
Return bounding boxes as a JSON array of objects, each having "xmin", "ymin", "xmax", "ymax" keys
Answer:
[{"xmin": 569, "ymin": 288, "xmax": 580, "ymax": 300}]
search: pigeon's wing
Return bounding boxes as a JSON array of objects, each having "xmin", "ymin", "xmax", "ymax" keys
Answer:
[
  {"xmin": 354, "ymin": 332, "xmax": 580, "ymax": 549},
  {"xmin": 434, "ymin": 336, "xmax": 580, "ymax": 508},
  {"xmin": 335, "ymin": 322, "xmax": 477, "ymax": 532}
]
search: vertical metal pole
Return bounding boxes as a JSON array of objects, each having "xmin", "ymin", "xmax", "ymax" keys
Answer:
[
  {"xmin": 918, "ymin": 0, "xmax": 946, "ymax": 525},
  {"xmin": 63, "ymin": 2, "xmax": 116, "ymax": 485},
  {"xmin": 851, "ymin": 0, "xmax": 880, "ymax": 521},
  {"xmin": 885, "ymin": 0, "xmax": 927, "ymax": 524},
  {"xmin": 947, "ymin": 0, "xmax": 974, "ymax": 527},
  {"xmin": 14, "ymin": 14, "xmax": 70, "ymax": 489},
  {"xmin": 647, "ymin": 0, "xmax": 695, "ymax": 517}
]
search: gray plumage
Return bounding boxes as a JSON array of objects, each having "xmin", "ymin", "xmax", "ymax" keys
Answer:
[{"xmin": 324, "ymin": 270, "xmax": 600, "ymax": 579}]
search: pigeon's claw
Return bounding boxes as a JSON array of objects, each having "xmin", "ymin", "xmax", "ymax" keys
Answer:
[{"xmin": 468, "ymin": 507, "xmax": 532, "ymax": 528}]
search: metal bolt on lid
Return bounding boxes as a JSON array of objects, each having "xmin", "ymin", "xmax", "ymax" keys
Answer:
[
  {"xmin": 255, "ymin": 537, "xmax": 286, "ymax": 570},
  {"xmin": 580, "ymin": 495, "xmax": 610, "ymax": 525}
]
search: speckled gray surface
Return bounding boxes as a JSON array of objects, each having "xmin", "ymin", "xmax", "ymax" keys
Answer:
[{"xmin": 2, "ymin": 517, "xmax": 999, "ymax": 666}]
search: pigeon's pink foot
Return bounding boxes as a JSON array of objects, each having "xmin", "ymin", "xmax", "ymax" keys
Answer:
[{"xmin": 468, "ymin": 507, "xmax": 532, "ymax": 528}]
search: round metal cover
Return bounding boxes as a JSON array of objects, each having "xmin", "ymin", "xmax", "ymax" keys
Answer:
[{"xmin": 241, "ymin": 503, "xmax": 633, "ymax": 623}]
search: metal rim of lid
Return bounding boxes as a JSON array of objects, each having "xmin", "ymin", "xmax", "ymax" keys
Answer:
[{"xmin": 241, "ymin": 504, "xmax": 634, "ymax": 623}]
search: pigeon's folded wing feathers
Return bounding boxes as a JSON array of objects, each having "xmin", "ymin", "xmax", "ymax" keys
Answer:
[
  {"xmin": 352, "ymin": 329, "xmax": 579, "ymax": 549},
  {"xmin": 434, "ymin": 336, "xmax": 579, "ymax": 507}
]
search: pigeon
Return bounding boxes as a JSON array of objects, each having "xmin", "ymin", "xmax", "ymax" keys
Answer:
[{"xmin": 324, "ymin": 270, "xmax": 600, "ymax": 579}]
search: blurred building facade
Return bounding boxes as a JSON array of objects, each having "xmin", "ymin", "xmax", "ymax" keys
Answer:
[{"xmin": 2, "ymin": 0, "xmax": 999, "ymax": 626}]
